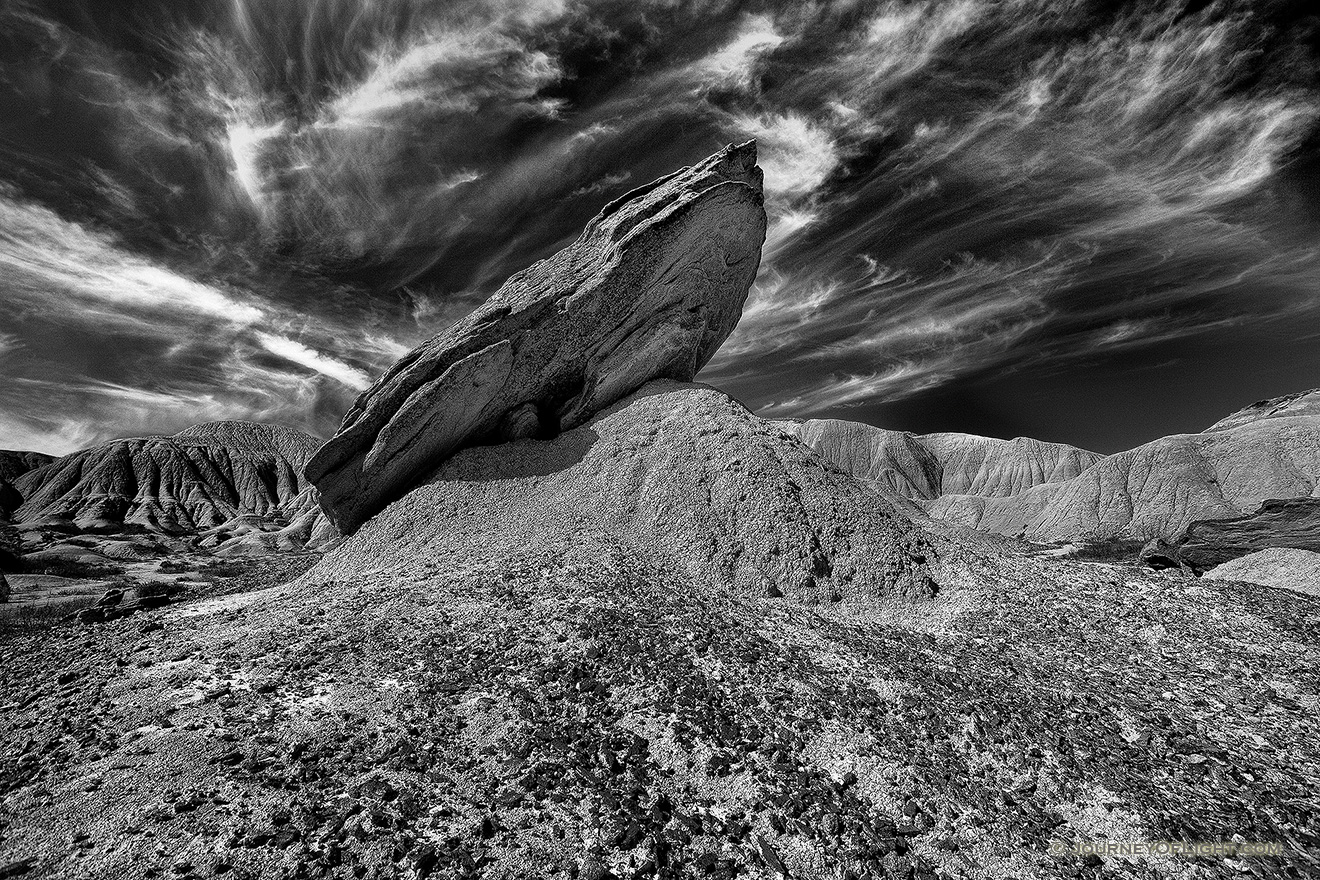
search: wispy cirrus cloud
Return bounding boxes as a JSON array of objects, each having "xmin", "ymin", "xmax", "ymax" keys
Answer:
[{"xmin": 3, "ymin": 0, "xmax": 1320, "ymax": 452}]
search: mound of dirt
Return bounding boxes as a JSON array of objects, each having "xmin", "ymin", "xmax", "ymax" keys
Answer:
[
  {"xmin": 323, "ymin": 382, "xmax": 935, "ymax": 607},
  {"xmin": 1202, "ymin": 547, "xmax": 1320, "ymax": 595}
]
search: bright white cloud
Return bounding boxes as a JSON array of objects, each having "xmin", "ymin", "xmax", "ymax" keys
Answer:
[
  {"xmin": 327, "ymin": 31, "xmax": 562, "ymax": 126},
  {"xmin": 699, "ymin": 14, "xmax": 784, "ymax": 87},
  {"xmin": 0, "ymin": 196, "xmax": 265, "ymax": 328},
  {"xmin": 256, "ymin": 333, "xmax": 372, "ymax": 390},
  {"xmin": 734, "ymin": 112, "xmax": 838, "ymax": 198}
]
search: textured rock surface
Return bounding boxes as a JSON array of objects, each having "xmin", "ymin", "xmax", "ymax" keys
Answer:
[
  {"xmin": 308, "ymin": 142, "xmax": 768, "ymax": 534},
  {"xmin": 4, "ymin": 466, "xmax": 1319, "ymax": 878},
  {"xmin": 0, "ymin": 450, "xmax": 54, "ymax": 483},
  {"xmin": 1204, "ymin": 388, "xmax": 1320, "ymax": 432},
  {"xmin": 326, "ymin": 382, "xmax": 936, "ymax": 605},
  {"xmin": 0, "ymin": 450, "xmax": 55, "ymax": 519},
  {"xmin": 794, "ymin": 403, "xmax": 1320, "ymax": 542},
  {"xmin": 13, "ymin": 421, "xmax": 334, "ymax": 546},
  {"xmin": 1202, "ymin": 547, "xmax": 1320, "ymax": 595},
  {"xmin": 784, "ymin": 419, "xmax": 1100, "ymax": 504},
  {"xmin": 1177, "ymin": 497, "xmax": 1320, "ymax": 572},
  {"xmin": 1139, "ymin": 538, "xmax": 1186, "ymax": 571}
]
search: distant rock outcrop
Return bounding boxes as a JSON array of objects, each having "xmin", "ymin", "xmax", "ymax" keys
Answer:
[
  {"xmin": 1176, "ymin": 497, "xmax": 1320, "ymax": 572},
  {"xmin": 308, "ymin": 142, "xmax": 768, "ymax": 534},
  {"xmin": 0, "ymin": 450, "xmax": 54, "ymax": 482},
  {"xmin": 784, "ymin": 419, "xmax": 1101, "ymax": 506},
  {"xmin": 13, "ymin": 421, "xmax": 335, "ymax": 548},
  {"xmin": 793, "ymin": 395, "xmax": 1320, "ymax": 543},
  {"xmin": 1203, "ymin": 388, "xmax": 1320, "ymax": 433}
]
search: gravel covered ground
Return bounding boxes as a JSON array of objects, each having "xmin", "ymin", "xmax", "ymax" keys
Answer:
[
  {"xmin": 2, "ymin": 539, "xmax": 1316, "ymax": 880},
  {"xmin": 1, "ymin": 386, "xmax": 1316, "ymax": 880}
]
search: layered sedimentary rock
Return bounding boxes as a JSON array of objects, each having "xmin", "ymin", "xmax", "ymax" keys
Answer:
[
  {"xmin": 307, "ymin": 142, "xmax": 768, "ymax": 534},
  {"xmin": 13, "ymin": 421, "xmax": 334, "ymax": 547},
  {"xmin": 1176, "ymin": 497, "xmax": 1320, "ymax": 572},
  {"xmin": 965, "ymin": 416, "xmax": 1320, "ymax": 540},
  {"xmin": 784, "ymin": 419, "xmax": 1101, "ymax": 504},
  {"xmin": 793, "ymin": 396, "xmax": 1320, "ymax": 542}
]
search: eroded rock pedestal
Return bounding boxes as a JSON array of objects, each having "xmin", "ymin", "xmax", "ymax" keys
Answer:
[{"xmin": 307, "ymin": 142, "xmax": 767, "ymax": 534}]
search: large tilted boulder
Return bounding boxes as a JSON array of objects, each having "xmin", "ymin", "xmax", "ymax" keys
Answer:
[{"xmin": 307, "ymin": 142, "xmax": 768, "ymax": 534}]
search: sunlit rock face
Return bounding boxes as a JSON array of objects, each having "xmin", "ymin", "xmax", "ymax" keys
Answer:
[
  {"xmin": 308, "ymin": 142, "xmax": 767, "ymax": 534},
  {"xmin": 792, "ymin": 396, "xmax": 1320, "ymax": 544}
]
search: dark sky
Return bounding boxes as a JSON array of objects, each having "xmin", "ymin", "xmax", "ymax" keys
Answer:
[{"xmin": 3, "ymin": 0, "xmax": 1320, "ymax": 455}]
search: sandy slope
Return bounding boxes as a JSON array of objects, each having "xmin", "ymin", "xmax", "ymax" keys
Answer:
[{"xmin": 1202, "ymin": 548, "xmax": 1320, "ymax": 596}]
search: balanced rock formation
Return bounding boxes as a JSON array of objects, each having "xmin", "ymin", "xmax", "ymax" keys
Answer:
[
  {"xmin": 794, "ymin": 392, "xmax": 1320, "ymax": 543},
  {"xmin": 308, "ymin": 142, "xmax": 768, "ymax": 534},
  {"xmin": 321, "ymin": 381, "xmax": 937, "ymax": 606},
  {"xmin": 13, "ymin": 421, "xmax": 333, "ymax": 547}
]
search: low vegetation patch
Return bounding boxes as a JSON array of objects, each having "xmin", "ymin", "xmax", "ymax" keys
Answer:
[
  {"xmin": 134, "ymin": 582, "xmax": 175, "ymax": 601},
  {"xmin": 22, "ymin": 558, "xmax": 124, "ymax": 579},
  {"xmin": 198, "ymin": 559, "xmax": 254, "ymax": 579},
  {"xmin": 1071, "ymin": 537, "xmax": 1146, "ymax": 563},
  {"xmin": 0, "ymin": 598, "xmax": 84, "ymax": 637}
]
